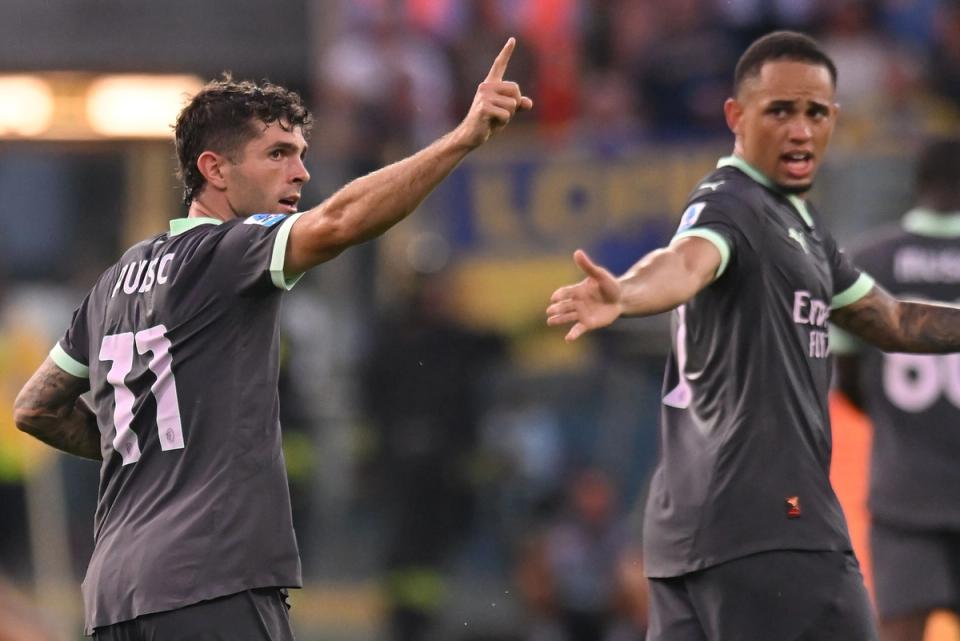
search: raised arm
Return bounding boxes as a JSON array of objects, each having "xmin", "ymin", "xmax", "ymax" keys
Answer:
[
  {"xmin": 546, "ymin": 236, "xmax": 722, "ymax": 341},
  {"xmin": 13, "ymin": 358, "xmax": 101, "ymax": 461},
  {"xmin": 832, "ymin": 284, "xmax": 960, "ymax": 353},
  {"xmin": 283, "ymin": 38, "xmax": 533, "ymax": 274}
]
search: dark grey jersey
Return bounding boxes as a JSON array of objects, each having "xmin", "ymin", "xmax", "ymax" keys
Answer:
[
  {"xmin": 836, "ymin": 210, "xmax": 960, "ymax": 529},
  {"xmin": 643, "ymin": 156, "xmax": 874, "ymax": 578},
  {"xmin": 50, "ymin": 214, "xmax": 305, "ymax": 633}
]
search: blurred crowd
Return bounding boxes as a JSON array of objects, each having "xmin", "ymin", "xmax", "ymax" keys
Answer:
[{"xmin": 314, "ymin": 0, "xmax": 960, "ymax": 168}]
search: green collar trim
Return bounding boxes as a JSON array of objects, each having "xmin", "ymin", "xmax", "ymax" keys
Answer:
[
  {"xmin": 717, "ymin": 155, "xmax": 814, "ymax": 228},
  {"xmin": 902, "ymin": 208, "xmax": 960, "ymax": 238},
  {"xmin": 169, "ymin": 217, "xmax": 223, "ymax": 236}
]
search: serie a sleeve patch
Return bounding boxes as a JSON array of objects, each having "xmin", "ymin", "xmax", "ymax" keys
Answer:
[
  {"xmin": 677, "ymin": 202, "xmax": 706, "ymax": 233},
  {"xmin": 244, "ymin": 213, "xmax": 287, "ymax": 228}
]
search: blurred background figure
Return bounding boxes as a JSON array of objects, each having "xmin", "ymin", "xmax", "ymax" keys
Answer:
[
  {"xmin": 362, "ymin": 270, "xmax": 506, "ymax": 641},
  {"xmin": 0, "ymin": 578, "xmax": 60, "ymax": 641},
  {"xmin": 835, "ymin": 138, "xmax": 960, "ymax": 641},
  {"xmin": 516, "ymin": 469, "xmax": 646, "ymax": 641}
]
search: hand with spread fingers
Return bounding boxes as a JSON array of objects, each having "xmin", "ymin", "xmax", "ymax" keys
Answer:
[
  {"xmin": 546, "ymin": 249, "xmax": 624, "ymax": 342},
  {"xmin": 456, "ymin": 37, "xmax": 534, "ymax": 149}
]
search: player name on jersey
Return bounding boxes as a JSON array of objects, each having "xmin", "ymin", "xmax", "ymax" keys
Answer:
[
  {"xmin": 111, "ymin": 253, "xmax": 176, "ymax": 297},
  {"xmin": 894, "ymin": 246, "xmax": 960, "ymax": 283}
]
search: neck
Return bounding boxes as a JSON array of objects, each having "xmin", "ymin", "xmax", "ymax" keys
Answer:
[{"xmin": 187, "ymin": 193, "xmax": 236, "ymax": 222}]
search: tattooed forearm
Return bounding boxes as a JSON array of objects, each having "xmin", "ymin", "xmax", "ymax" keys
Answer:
[
  {"xmin": 13, "ymin": 357, "xmax": 102, "ymax": 461},
  {"xmin": 832, "ymin": 286, "xmax": 960, "ymax": 353}
]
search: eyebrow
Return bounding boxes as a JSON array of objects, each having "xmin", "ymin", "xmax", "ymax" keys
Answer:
[
  {"xmin": 268, "ymin": 141, "xmax": 309, "ymax": 155},
  {"xmin": 765, "ymin": 99, "xmax": 830, "ymax": 112}
]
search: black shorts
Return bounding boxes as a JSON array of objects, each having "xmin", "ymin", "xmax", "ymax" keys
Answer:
[
  {"xmin": 92, "ymin": 588, "xmax": 294, "ymax": 641},
  {"xmin": 647, "ymin": 550, "xmax": 878, "ymax": 641},
  {"xmin": 871, "ymin": 521, "xmax": 960, "ymax": 619}
]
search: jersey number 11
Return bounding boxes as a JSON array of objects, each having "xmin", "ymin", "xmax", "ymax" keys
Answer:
[{"xmin": 99, "ymin": 325, "xmax": 185, "ymax": 465}]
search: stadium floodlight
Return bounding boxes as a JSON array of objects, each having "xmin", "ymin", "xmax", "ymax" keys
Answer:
[
  {"xmin": 0, "ymin": 75, "xmax": 55, "ymax": 137},
  {"xmin": 85, "ymin": 74, "xmax": 203, "ymax": 138}
]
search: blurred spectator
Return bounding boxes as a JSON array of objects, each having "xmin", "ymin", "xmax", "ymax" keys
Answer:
[
  {"xmin": 0, "ymin": 283, "xmax": 58, "ymax": 582},
  {"xmin": 318, "ymin": 9, "xmax": 455, "ymax": 178},
  {"xmin": 820, "ymin": 2, "xmax": 894, "ymax": 114},
  {"xmin": 516, "ymin": 469, "xmax": 646, "ymax": 641},
  {"xmin": 629, "ymin": 0, "xmax": 736, "ymax": 140},
  {"xmin": 451, "ymin": 0, "xmax": 536, "ymax": 120},
  {"xmin": 0, "ymin": 578, "xmax": 59, "ymax": 641},
  {"xmin": 362, "ymin": 270, "xmax": 506, "ymax": 641},
  {"xmin": 519, "ymin": 0, "xmax": 582, "ymax": 130},
  {"xmin": 879, "ymin": 0, "xmax": 938, "ymax": 52},
  {"xmin": 713, "ymin": 0, "xmax": 819, "ymax": 50},
  {"xmin": 574, "ymin": 69, "xmax": 645, "ymax": 154},
  {"xmin": 928, "ymin": 1, "xmax": 960, "ymax": 110}
]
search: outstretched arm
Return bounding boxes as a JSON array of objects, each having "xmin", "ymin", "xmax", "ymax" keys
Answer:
[
  {"xmin": 546, "ymin": 236, "xmax": 721, "ymax": 341},
  {"xmin": 832, "ymin": 284, "xmax": 960, "ymax": 353},
  {"xmin": 14, "ymin": 358, "xmax": 101, "ymax": 461},
  {"xmin": 284, "ymin": 37, "xmax": 533, "ymax": 274}
]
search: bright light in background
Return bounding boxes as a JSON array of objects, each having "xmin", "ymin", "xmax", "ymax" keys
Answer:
[
  {"xmin": 0, "ymin": 76, "xmax": 55, "ymax": 136},
  {"xmin": 86, "ymin": 75, "xmax": 203, "ymax": 138}
]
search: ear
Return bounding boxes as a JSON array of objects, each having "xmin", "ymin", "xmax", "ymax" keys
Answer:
[
  {"xmin": 723, "ymin": 97, "xmax": 742, "ymax": 135},
  {"xmin": 196, "ymin": 151, "xmax": 229, "ymax": 191}
]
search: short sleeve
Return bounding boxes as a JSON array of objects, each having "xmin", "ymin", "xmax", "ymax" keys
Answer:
[
  {"xmin": 824, "ymin": 232, "xmax": 874, "ymax": 310},
  {"xmin": 51, "ymin": 293, "xmax": 92, "ymax": 378},
  {"xmin": 216, "ymin": 213, "xmax": 305, "ymax": 294},
  {"xmin": 670, "ymin": 196, "xmax": 747, "ymax": 280}
]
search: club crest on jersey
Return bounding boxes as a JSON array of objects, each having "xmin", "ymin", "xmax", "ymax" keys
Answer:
[
  {"xmin": 785, "ymin": 496, "xmax": 802, "ymax": 518},
  {"xmin": 677, "ymin": 202, "xmax": 706, "ymax": 233},
  {"xmin": 244, "ymin": 213, "xmax": 287, "ymax": 227}
]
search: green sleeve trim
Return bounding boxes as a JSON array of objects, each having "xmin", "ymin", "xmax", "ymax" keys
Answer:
[
  {"xmin": 828, "ymin": 326, "xmax": 862, "ymax": 355},
  {"xmin": 50, "ymin": 343, "xmax": 89, "ymax": 378},
  {"xmin": 270, "ymin": 212, "xmax": 305, "ymax": 291},
  {"xmin": 831, "ymin": 273, "xmax": 875, "ymax": 310},
  {"xmin": 673, "ymin": 228, "xmax": 732, "ymax": 280}
]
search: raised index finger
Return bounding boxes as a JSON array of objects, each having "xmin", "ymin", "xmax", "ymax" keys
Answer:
[{"xmin": 485, "ymin": 37, "xmax": 516, "ymax": 82}]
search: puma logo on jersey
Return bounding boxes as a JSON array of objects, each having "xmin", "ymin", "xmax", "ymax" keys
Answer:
[
  {"xmin": 788, "ymin": 228, "xmax": 809, "ymax": 254},
  {"xmin": 697, "ymin": 180, "xmax": 725, "ymax": 192},
  {"xmin": 112, "ymin": 253, "xmax": 176, "ymax": 297}
]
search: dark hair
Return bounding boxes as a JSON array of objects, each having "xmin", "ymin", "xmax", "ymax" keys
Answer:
[
  {"xmin": 174, "ymin": 74, "xmax": 312, "ymax": 206},
  {"xmin": 733, "ymin": 31, "xmax": 837, "ymax": 96},
  {"xmin": 916, "ymin": 137, "xmax": 960, "ymax": 197}
]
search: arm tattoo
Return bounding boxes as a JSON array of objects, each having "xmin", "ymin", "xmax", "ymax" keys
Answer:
[
  {"xmin": 13, "ymin": 358, "xmax": 102, "ymax": 461},
  {"xmin": 832, "ymin": 286, "xmax": 960, "ymax": 353}
]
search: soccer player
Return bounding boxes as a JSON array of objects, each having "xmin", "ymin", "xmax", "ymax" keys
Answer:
[
  {"xmin": 547, "ymin": 31, "xmax": 960, "ymax": 641},
  {"xmin": 13, "ymin": 39, "xmax": 531, "ymax": 640},
  {"xmin": 834, "ymin": 138, "xmax": 960, "ymax": 641}
]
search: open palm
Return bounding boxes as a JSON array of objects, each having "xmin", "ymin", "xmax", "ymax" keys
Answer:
[{"xmin": 546, "ymin": 250, "xmax": 623, "ymax": 341}]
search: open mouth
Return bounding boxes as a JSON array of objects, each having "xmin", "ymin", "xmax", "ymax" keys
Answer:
[
  {"xmin": 781, "ymin": 151, "xmax": 814, "ymax": 180},
  {"xmin": 278, "ymin": 196, "xmax": 300, "ymax": 212}
]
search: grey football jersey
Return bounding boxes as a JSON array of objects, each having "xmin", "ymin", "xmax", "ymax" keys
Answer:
[
  {"xmin": 50, "ymin": 214, "xmax": 305, "ymax": 633},
  {"xmin": 643, "ymin": 156, "xmax": 874, "ymax": 578},
  {"xmin": 834, "ymin": 209, "xmax": 960, "ymax": 529}
]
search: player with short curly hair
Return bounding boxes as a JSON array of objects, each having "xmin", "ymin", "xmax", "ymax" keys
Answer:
[{"xmin": 15, "ymin": 39, "xmax": 531, "ymax": 641}]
